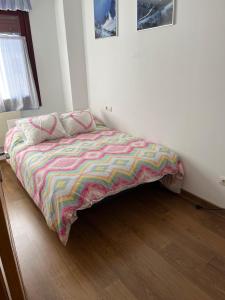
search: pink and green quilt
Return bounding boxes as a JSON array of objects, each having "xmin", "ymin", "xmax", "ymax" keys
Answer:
[{"xmin": 5, "ymin": 125, "xmax": 184, "ymax": 245}]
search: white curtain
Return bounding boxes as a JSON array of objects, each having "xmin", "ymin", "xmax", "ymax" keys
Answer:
[
  {"xmin": 0, "ymin": 0, "xmax": 31, "ymax": 11},
  {"xmin": 0, "ymin": 35, "xmax": 39, "ymax": 112}
]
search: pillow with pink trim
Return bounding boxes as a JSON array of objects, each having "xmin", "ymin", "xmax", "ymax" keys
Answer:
[
  {"xmin": 60, "ymin": 110, "xmax": 96, "ymax": 136},
  {"xmin": 17, "ymin": 113, "xmax": 67, "ymax": 145}
]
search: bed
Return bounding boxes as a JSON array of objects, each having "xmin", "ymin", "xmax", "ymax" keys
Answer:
[{"xmin": 4, "ymin": 121, "xmax": 184, "ymax": 244}]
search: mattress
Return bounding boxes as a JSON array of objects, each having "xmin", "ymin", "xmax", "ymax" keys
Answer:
[{"xmin": 4, "ymin": 124, "xmax": 184, "ymax": 244}]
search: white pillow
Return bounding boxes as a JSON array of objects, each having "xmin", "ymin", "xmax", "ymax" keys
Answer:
[
  {"xmin": 17, "ymin": 113, "xmax": 67, "ymax": 145},
  {"xmin": 60, "ymin": 110, "xmax": 96, "ymax": 136}
]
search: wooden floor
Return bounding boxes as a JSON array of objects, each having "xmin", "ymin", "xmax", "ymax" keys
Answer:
[{"xmin": 2, "ymin": 161, "xmax": 225, "ymax": 300}]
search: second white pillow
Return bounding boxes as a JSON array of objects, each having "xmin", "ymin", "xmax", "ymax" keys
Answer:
[{"xmin": 60, "ymin": 110, "xmax": 96, "ymax": 136}]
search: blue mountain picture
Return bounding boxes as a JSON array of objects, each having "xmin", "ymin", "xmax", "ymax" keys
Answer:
[
  {"xmin": 94, "ymin": 0, "xmax": 117, "ymax": 39},
  {"xmin": 137, "ymin": 0, "xmax": 174, "ymax": 31}
]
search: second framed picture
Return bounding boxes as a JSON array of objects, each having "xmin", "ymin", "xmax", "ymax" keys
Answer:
[
  {"xmin": 137, "ymin": 0, "xmax": 174, "ymax": 31},
  {"xmin": 94, "ymin": 0, "xmax": 118, "ymax": 39}
]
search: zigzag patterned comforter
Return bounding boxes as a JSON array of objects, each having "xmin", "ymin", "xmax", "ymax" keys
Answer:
[{"xmin": 5, "ymin": 125, "xmax": 184, "ymax": 244}]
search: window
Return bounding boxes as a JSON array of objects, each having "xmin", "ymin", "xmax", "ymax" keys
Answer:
[{"xmin": 0, "ymin": 11, "xmax": 41, "ymax": 111}]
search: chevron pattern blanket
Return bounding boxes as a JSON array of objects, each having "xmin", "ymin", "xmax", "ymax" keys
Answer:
[{"xmin": 5, "ymin": 125, "xmax": 184, "ymax": 244}]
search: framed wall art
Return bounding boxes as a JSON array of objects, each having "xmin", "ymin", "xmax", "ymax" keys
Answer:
[
  {"xmin": 94, "ymin": 0, "xmax": 118, "ymax": 39},
  {"xmin": 137, "ymin": 0, "xmax": 174, "ymax": 31}
]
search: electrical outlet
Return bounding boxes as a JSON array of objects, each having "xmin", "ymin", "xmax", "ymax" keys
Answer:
[
  {"xmin": 105, "ymin": 106, "xmax": 112, "ymax": 112},
  {"xmin": 219, "ymin": 176, "xmax": 225, "ymax": 186}
]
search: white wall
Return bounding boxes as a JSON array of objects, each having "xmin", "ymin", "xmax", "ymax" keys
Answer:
[
  {"xmin": 62, "ymin": 0, "xmax": 89, "ymax": 110},
  {"xmin": 23, "ymin": 0, "xmax": 66, "ymax": 116},
  {"xmin": 55, "ymin": 0, "xmax": 73, "ymax": 112},
  {"xmin": 54, "ymin": 0, "xmax": 89, "ymax": 111},
  {"xmin": 82, "ymin": 0, "xmax": 225, "ymax": 207}
]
